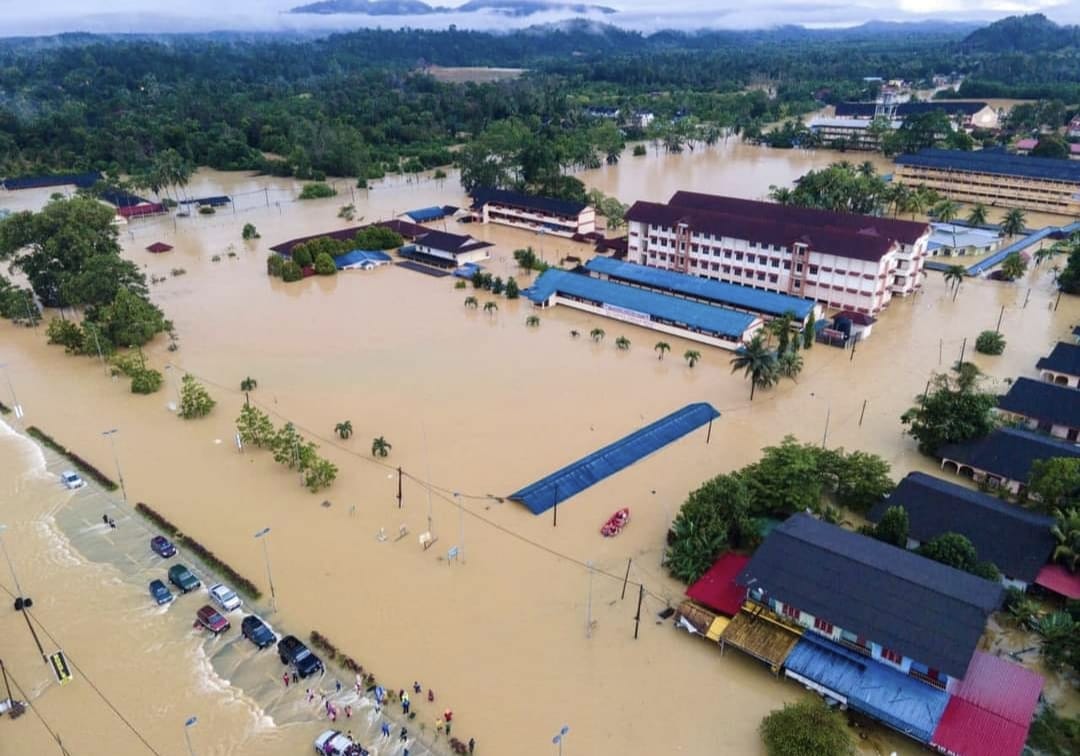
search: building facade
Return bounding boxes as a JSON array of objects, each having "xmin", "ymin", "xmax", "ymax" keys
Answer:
[
  {"xmin": 1037, "ymin": 342, "xmax": 1080, "ymax": 387},
  {"xmin": 470, "ymin": 188, "xmax": 595, "ymax": 238},
  {"xmin": 624, "ymin": 192, "xmax": 930, "ymax": 316},
  {"xmin": 411, "ymin": 231, "xmax": 493, "ymax": 266},
  {"xmin": 807, "ymin": 117, "xmax": 901, "ymax": 150},
  {"xmin": 895, "ymin": 148, "xmax": 1080, "ymax": 215},
  {"xmin": 996, "ymin": 377, "xmax": 1080, "ymax": 442}
]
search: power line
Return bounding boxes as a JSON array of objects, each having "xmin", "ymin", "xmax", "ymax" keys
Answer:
[
  {"xmin": 0, "ymin": 582, "xmax": 164, "ymax": 756},
  {"xmin": 4, "ymin": 666, "xmax": 74, "ymax": 755}
]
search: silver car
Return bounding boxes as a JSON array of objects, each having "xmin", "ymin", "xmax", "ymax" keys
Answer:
[{"xmin": 208, "ymin": 583, "xmax": 241, "ymax": 612}]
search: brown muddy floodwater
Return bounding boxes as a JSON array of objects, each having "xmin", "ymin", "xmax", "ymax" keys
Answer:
[{"xmin": 1, "ymin": 144, "xmax": 1078, "ymax": 756}]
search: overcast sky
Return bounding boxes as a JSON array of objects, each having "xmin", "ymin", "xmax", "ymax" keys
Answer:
[{"xmin": 5, "ymin": 0, "xmax": 1078, "ymax": 36}]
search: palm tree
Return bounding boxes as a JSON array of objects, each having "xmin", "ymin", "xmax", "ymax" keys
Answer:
[
  {"xmin": 615, "ymin": 336, "xmax": 631, "ymax": 350},
  {"xmin": 590, "ymin": 328, "xmax": 606, "ymax": 342},
  {"xmin": 966, "ymin": 203, "xmax": 989, "ymax": 227},
  {"xmin": 905, "ymin": 185, "xmax": 932, "ymax": 220},
  {"xmin": 371, "ymin": 436, "xmax": 392, "ymax": 458},
  {"xmin": 684, "ymin": 350, "xmax": 701, "ymax": 368},
  {"xmin": 1001, "ymin": 208, "xmax": 1026, "ymax": 239},
  {"xmin": 1051, "ymin": 507, "xmax": 1080, "ymax": 573},
  {"xmin": 886, "ymin": 184, "xmax": 911, "ymax": 218},
  {"xmin": 1000, "ymin": 252, "xmax": 1028, "ymax": 281},
  {"xmin": 944, "ymin": 264, "xmax": 966, "ymax": 300},
  {"xmin": 483, "ymin": 301, "xmax": 498, "ymax": 315},
  {"xmin": 334, "ymin": 420, "xmax": 353, "ymax": 439},
  {"xmin": 464, "ymin": 296, "xmax": 478, "ymax": 308},
  {"xmin": 934, "ymin": 199, "xmax": 961, "ymax": 253},
  {"xmin": 1033, "ymin": 245, "xmax": 1056, "ymax": 267},
  {"xmin": 729, "ymin": 334, "xmax": 778, "ymax": 401},
  {"xmin": 654, "ymin": 341, "xmax": 671, "ymax": 360},
  {"xmin": 240, "ymin": 376, "xmax": 257, "ymax": 392},
  {"xmin": 768, "ymin": 186, "xmax": 794, "ymax": 205},
  {"xmin": 569, "ymin": 329, "xmax": 580, "ymax": 338},
  {"xmin": 857, "ymin": 160, "xmax": 876, "ymax": 177},
  {"xmin": 777, "ymin": 349, "xmax": 804, "ymax": 381},
  {"xmin": 525, "ymin": 315, "xmax": 540, "ymax": 327}
]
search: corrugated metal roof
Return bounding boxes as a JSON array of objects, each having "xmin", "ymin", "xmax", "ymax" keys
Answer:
[
  {"xmin": 583, "ymin": 257, "xmax": 815, "ymax": 319},
  {"xmin": 1035, "ymin": 564, "xmax": 1080, "ymax": 599},
  {"xmin": 835, "ymin": 101, "xmax": 989, "ymax": 118},
  {"xmin": 896, "ymin": 148, "xmax": 1080, "ymax": 183},
  {"xmin": 471, "ymin": 187, "xmax": 587, "ymax": 217},
  {"xmin": 1036, "ymin": 342, "xmax": 1080, "ymax": 377},
  {"xmin": 686, "ymin": 553, "xmax": 750, "ymax": 617},
  {"xmin": 526, "ymin": 269, "xmax": 757, "ymax": 340},
  {"xmin": 404, "ymin": 206, "xmax": 448, "ymax": 222},
  {"xmin": 938, "ymin": 426, "xmax": 1080, "ymax": 483},
  {"xmin": 998, "ymin": 377, "xmax": 1080, "ymax": 428},
  {"xmin": 508, "ymin": 403, "xmax": 720, "ymax": 515}
]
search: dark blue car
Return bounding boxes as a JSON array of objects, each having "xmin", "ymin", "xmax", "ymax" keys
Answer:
[
  {"xmin": 149, "ymin": 579, "xmax": 173, "ymax": 605},
  {"xmin": 241, "ymin": 615, "xmax": 276, "ymax": 649},
  {"xmin": 151, "ymin": 536, "xmax": 177, "ymax": 558}
]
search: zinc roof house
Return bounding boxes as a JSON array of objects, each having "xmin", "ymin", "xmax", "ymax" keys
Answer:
[
  {"xmin": 938, "ymin": 426, "xmax": 1080, "ymax": 494},
  {"xmin": 1036, "ymin": 341, "xmax": 1080, "ymax": 387},
  {"xmin": 736, "ymin": 514, "xmax": 1003, "ymax": 684},
  {"xmin": 868, "ymin": 472, "xmax": 1056, "ymax": 588},
  {"xmin": 996, "ymin": 377, "xmax": 1080, "ymax": 442}
]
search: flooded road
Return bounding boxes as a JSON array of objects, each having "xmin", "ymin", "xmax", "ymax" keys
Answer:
[{"xmin": 2, "ymin": 143, "xmax": 1078, "ymax": 755}]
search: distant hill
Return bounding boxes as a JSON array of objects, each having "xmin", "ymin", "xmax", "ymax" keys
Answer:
[
  {"xmin": 289, "ymin": 0, "xmax": 617, "ymax": 15},
  {"xmin": 961, "ymin": 13, "xmax": 1080, "ymax": 52}
]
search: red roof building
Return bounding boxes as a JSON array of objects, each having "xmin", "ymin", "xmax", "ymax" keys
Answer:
[
  {"xmin": 1034, "ymin": 563, "xmax": 1080, "ymax": 599},
  {"xmin": 685, "ymin": 552, "xmax": 750, "ymax": 616},
  {"xmin": 118, "ymin": 203, "xmax": 166, "ymax": 219},
  {"xmin": 146, "ymin": 242, "xmax": 173, "ymax": 253},
  {"xmin": 930, "ymin": 651, "xmax": 1044, "ymax": 756}
]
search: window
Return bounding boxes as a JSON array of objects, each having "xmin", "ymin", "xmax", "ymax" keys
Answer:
[
  {"xmin": 768, "ymin": 274, "xmax": 778, "ymax": 284},
  {"xmin": 814, "ymin": 617, "xmax": 833, "ymax": 634},
  {"xmin": 746, "ymin": 254, "xmax": 755, "ymax": 264},
  {"xmin": 757, "ymin": 272, "xmax": 766, "ymax": 281},
  {"xmin": 782, "ymin": 604, "xmax": 800, "ymax": 619},
  {"xmin": 809, "ymin": 265, "xmax": 819, "ymax": 275},
  {"xmin": 881, "ymin": 647, "xmax": 903, "ymax": 664},
  {"xmin": 783, "ymin": 262, "xmax": 791, "ymax": 270},
  {"xmin": 735, "ymin": 253, "xmax": 744, "ymax": 261}
]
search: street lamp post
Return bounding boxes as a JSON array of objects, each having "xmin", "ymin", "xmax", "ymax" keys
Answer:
[
  {"xmin": 0, "ymin": 363, "xmax": 23, "ymax": 419},
  {"xmin": 552, "ymin": 725, "xmax": 570, "ymax": 756},
  {"xmin": 101, "ymin": 429, "xmax": 127, "ymax": 505},
  {"xmin": 253, "ymin": 528, "xmax": 277, "ymax": 612},
  {"xmin": 183, "ymin": 716, "xmax": 198, "ymax": 756}
]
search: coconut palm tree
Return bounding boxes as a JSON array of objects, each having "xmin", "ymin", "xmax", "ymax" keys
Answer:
[
  {"xmin": 934, "ymin": 199, "xmax": 961, "ymax": 252},
  {"xmin": 768, "ymin": 186, "xmax": 794, "ymax": 205},
  {"xmin": 483, "ymin": 301, "xmax": 498, "ymax": 315},
  {"xmin": 684, "ymin": 350, "xmax": 701, "ymax": 368},
  {"xmin": 1001, "ymin": 208, "xmax": 1027, "ymax": 239},
  {"xmin": 885, "ymin": 183, "xmax": 910, "ymax": 218},
  {"xmin": 944, "ymin": 264, "xmax": 966, "ymax": 300},
  {"xmin": 1000, "ymin": 252, "xmax": 1028, "ymax": 281},
  {"xmin": 371, "ymin": 436, "xmax": 392, "ymax": 458},
  {"xmin": 590, "ymin": 328, "xmax": 606, "ymax": 342},
  {"xmin": 464, "ymin": 296, "xmax": 478, "ymax": 308},
  {"xmin": 777, "ymin": 349, "xmax": 804, "ymax": 381},
  {"xmin": 857, "ymin": 160, "xmax": 876, "ymax": 177},
  {"xmin": 334, "ymin": 420, "xmax": 353, "ymax": 439},
  {"xmin": 525, "ymin": 315, "xmax": 540, "ymax": 327},
  {"xmin": 240, "ymin": 376, "xmax": 257, "ymax": 392},
  {"xmin": 966, "ymin": 203, "xmax": 989, "ymax": 227},
  {"xmin": 1033, "ymin": 245, "xmax": 1056, "ymax": 267},
  {"xmin": 654, "ymin": 341, "xmax": 671, "ymax": 360},
  {"xmin": 729, "ymin": 334, "xmax": 778, "ymax": 401},
  {"xmin": 1051, "ymin": 507, "xmax": 1080, "ymax": 573},
  {"xmin": 615, "ymin": 336, "xmax": 631, "ymax": 350},
  {"xmin": 906, "ymin": 184, "xmax": 937, "ymax": 220}
]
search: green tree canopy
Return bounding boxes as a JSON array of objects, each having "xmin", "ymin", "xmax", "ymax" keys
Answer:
[
  {"xmin": 759, "ymin": 698, "xmax": 855, "ymax": 756},
  {"xmin": 1027, "ymin": 458, "xmax": 1080, "ymax": 513},
  {"xmin": 871, "ymin": 505, "xmax": 909, "ymax": 547},
  {"xmin": 900, "ymin": 365, "xmax": 998, "ymax": 455}
]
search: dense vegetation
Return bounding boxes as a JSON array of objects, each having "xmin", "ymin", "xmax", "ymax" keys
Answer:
[
  {"xmin": 759, "ymin": 698, "xmax": 855, "ymax": 756},
  {"xmin": 900, "ymin": 362, "xmax": 998, "ymax": 455}
]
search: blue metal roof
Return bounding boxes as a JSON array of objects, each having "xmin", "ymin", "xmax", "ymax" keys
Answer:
[
  {"xmin": 896, "ymin": 148, "xmax": 1080, "ymax": 184},
  {"xmin": 405, "ymin": 206, "xmax": 448, "ymax": 222},
  {"xmin": 509, "ymin": 403, "xmax": 720, "ymax": 514},
  {"xmin": 333, "ymin": 249, "xmax": 392, "ymax": 269},
  {"xmin": 583, "ymin": 257, "xmax": 814, "ymax": 320},
  {"xmin": 526, "ymin": 270, "xmax": 757, "ymax": 340},
  {"xmin": 784, "ymin": 636, "xmax": 949, "ymax": 742}
]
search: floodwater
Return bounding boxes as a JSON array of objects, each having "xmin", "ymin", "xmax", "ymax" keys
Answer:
[{"xmin": 2, "ymin": 144, "xmax": 1079, "ymax": 756}]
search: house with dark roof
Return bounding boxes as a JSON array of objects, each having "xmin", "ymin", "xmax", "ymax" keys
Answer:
[
  {"xmin": 624, "ymin": 191, "xmax": 930, "ymax": 316},
  {"xmin": 1037, "ymin": 342, "xmax": 1080, "ymax": 387},
  {"xmin": 737, "ymin": 513, "xmax": 1003, "ymax": 686},
  {"xmin": 996, "ymin": 377, "xmax": 1080, "ymax": 442},
  {"xmin": 868, "ymin": 472, "xmax": 1056, "ymax": 589},
  {"xmin": 411, "ymin": 230, "xmax": 493, "ymax": 266},
  {"xmin": 470, "ymin": 188, "xmax": 595, "ymax": 238},
  {"xmin": 834, "ymin": 100, "xmax": 997, "ymax": 129},
  {"xmin": 938, "ymin": 426, "xmax": 1080, "ymax": 494}
]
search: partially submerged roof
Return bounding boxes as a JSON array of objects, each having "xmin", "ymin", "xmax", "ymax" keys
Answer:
[
  {"xmin": 414, "ymin": 230, "xmax": 492, "ymax": 255},
  {"xmin": 471, "ymin": 187, "xmax": 587, "ymax": 218},
  {"xmin": 145, "ymin": 242, "xmax": 173, "ymax": 253},
  {"xmin": 737, "ymin": 513, "xmax": 1003, "ymax": 678},
  {"xmin": 896, "ymin": 148, "xmax": 1080, "ymax": 184},
  {"xmin": 930, "ymin": 651, "xmax": 1043, "ymax": 756},
  {"xmin": 526, "ymin": 269, "xmax": 758, "ymax": 340},
  {"xmin": 998, "ymin": 377, "xmax": 1080, "ymax": 428},
  {"xmin": 1034, "ymin": 564, "xmax": 1080, "ymax": 599},
  {"xmin": 1, "ymin": 171, "xmax": 101, "ymax": 190},
  {"xmin": 403, "ymin": 206, "xmax": 449, "ymax": 223},
  {"xmin": 1036, "ymin": 342, "xmax": 1080, "ymax": 377},
  {"xmin": 938, "ymin": 426, "xmax": 1080, "ymax": 483},
  {"xmin": 583, "ymin": 257, "xmax": 815, "ymax": 320},
  {"xmin": 833, "ymin": 310, "xmax": 876, "ymax": 326},
  {"xmin": 509, "ymin": 403, "xmax": 719, "ymax": 515},
  {"xmin": 835, "ymin": 101, "xmax": 990, "ymax": 118},
  {"xmin": 868, "ymin": 472, "xmax": 1055, "ymax": 582},
  {"xmin": 685, "ymin": 553, "xmax": 750, "ymax": 617}
]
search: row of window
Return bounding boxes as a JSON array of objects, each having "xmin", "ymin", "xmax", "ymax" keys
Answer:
[{"xmin": 780, "ymin": 602, "xmax": 905, "ymax": 665}]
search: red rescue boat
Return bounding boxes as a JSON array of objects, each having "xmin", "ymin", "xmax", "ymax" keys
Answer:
[{"xmin": 601, "ymin": 508, "xmax": 630, "ymax": 537}]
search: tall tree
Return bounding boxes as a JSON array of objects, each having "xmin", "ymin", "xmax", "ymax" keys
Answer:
[{"xmin": 730, "ymin": 334, "xmax": 778, "ymax": 401}]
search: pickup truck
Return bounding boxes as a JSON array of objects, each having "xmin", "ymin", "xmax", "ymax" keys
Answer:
[
  {"xmin": 167, "ymin": 564, "xmax": 201, "ymax": 593},
  {"xmin": 278, "ymin": 635, "xmax": 322, "ymax": 679}
]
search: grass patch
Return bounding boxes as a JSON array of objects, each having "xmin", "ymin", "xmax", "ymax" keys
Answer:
[
  {"xmin": 26, "ymin": 426, "xmax": 118, "ymax": 490},
  {"xmin": 135, "ymin": 502, "xmax": 262, "ymax": 600}
]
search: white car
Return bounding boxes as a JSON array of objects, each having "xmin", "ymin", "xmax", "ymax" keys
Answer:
[
  {"xmin": 208, "ymin": 584, "xmax": 241, "ymax": 612},
  {"xmin": 60, "ymin": 471, "xmax": 86, "ymax": 490},
  {"xmin": 314, "ymin": 730, "xmax": 361, "ymax": 756}
]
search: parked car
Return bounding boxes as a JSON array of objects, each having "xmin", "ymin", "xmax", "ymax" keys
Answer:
[
  {"xmin": 208, "ymin": 583, "xmax": 241, "ymax": 612},
  {"xmin": 149, "ymin": 579, "xmax": 173, "ymax": 605},
  {"xmin": 60, "ymin": 470, "xmax": 85, "ymax": 490},
  {"xmin": 150, "ymin": 535, "xmax": 177, "ymax": 558},
  {"xmin": 196, "ymin": 605, "xmax": 230, "ymax": 634},
  {"xmin": 167, "ymin": 564, "xmax": 200, "ymax": 593},
  {"xmin": 314, "ymin": 729, "xmax": 363, "ymax": 756},
  {"xmin": 278, "ymin": 635, "xmax": 322, "ymax": 678},
  {"xmin": 240, "ymin": 615, "xmax": 275, "ymax": 649}
]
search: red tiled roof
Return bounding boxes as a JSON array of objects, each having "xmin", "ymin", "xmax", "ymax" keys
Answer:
[
  {"xmin": 685, "ymin": 552, "xmax": 749, "ymax": 616},
  {"xmin": 931, "ymin": 651, "xmax": 1043, "ymax": 756},
  {"xmin": 1035, "ymin": 563, "xmax": 1080, "ymax": 599},
  {"xmin": 145, "ymin": 242, "xmax": 173, "ymax": 253},
  {"xmin": 668, "ymin": 191, "xmax": 929, "ymax": 245},
  {"xmin": 626, "ymin": 200, "xmax": 897, "ymax": 262}
]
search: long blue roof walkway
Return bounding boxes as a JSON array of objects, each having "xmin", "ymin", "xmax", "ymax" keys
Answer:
[{"xmin": 509, "ymin": 403, "xmax": 720, "ymax": 514}]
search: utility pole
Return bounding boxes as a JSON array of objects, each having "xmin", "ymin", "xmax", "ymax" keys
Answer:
[
  {"xmin": 995, "ymin": 305, "xmax": 1005, "ymax": 334},
  {"xmin": 821, "ymin": 402, "xmax": 831, "ymax": 449},
  {"xmin": 102, "ymin": 429, "xmax": 127, "ymax": 505},
  {"xmin": 397, "ymin": 466, "xmax": 403, "ymax": 509},
  {"xmin": 620, "ymin": 558, "xmax": 632, "ymax": 600},
  {"xmin": 585, "ymin": 560, "xmax": 594, "ymax": 639},
  {"xmin": 183, "ymin": 716, "xmax": 198, "ymax": 756},
  {"xmin": 2, "ymin": 526, "xmax": 46, "ymax": 663},
  {"xmin": 254, "ymin": 528, "xmax": 277, "ymax": 612},
  {"xmin": 958, "ymin": 336, "xmax": 967, "ymax": 366},
  {"xmin": 552, "ymin": 485, "xmax": 559, "ymax": 528},
  {"xmin": 634, "ymin": 583, "xmax": 644, "ymax": 640},
  {"xmin": 0, "ymin": 364, "xmax": 23, "ymax": 420}
]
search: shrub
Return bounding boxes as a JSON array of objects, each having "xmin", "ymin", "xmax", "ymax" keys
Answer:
[
  {"xmin": 25, "ymin": 426, "xmax": 118, "ymax": 490},
  {"xmin": 198, "ymin": 205, "xmax": 215, "ymax": 215},
  {"xmin": 298, "ymin": 182, "xmax": 336, "ymax": 200},
  {"xmin": 354, "ymin": 226, "xmax": 403, "ymax": 250},
  {"xmin": 454, "ymin": 280, "xmax": 467, "ymax": 289},
  {"xmin": 433, "ymin": 168, "xmax": 447, "ymax": 180},
  {"xmin": 1027, "ymin": 706, "xmax": 1080, "ymax": 755},
  {"xmin": 281, "ymin": 260, "xmax": 303, "ymax": 282},
  {"xmin": 171, "ymin": 267, "xmax": 188, "ymax": 277},
  {"xmin": 242, "ymin": 223, "xmax": 260, "ymax": 240},
  {"xmin": 130, "ymin": 368, "xmax": 163, "ymax": 394},
  {"xmin": 505, "ymin": 277, "xmax": 520, "ymax": 299},
  {"xmin": 210, "ymin": 254, "xmax": 222, "ymax": 262},
  {"xmin": 47, "ymin": 318, "xmax": 83, "ymax": 351},
  {"xmin": 975, "ymin": 330, "xmax": 1005, "ymax": 355},
  {"xmin": 633, "ymin": 144, "xmax": 647, "ymax": 156},
  {"xmin": 313, "ymin": 252, "xmax": 337, "ymax": 276},
  {"xmin": 292, "ymin": 247, "xmax": 314, "ymax": 268},
  {"xmin": 759, "ymin": 698, "xmax": 855, "ymax": 756},
  {"xmin": 178, "ymin": 374, "xmax": 215, "ymax": 419}
]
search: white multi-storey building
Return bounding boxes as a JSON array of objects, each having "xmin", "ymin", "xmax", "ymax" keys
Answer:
[
  {"xmin": 624, "ymin": 192, "xmax": 930, "ymax": 316},
  {"xmin": 470, "ymin": 188, "xmax": 595, "ymax": 238}
]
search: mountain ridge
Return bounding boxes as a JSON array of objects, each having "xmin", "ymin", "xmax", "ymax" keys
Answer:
[{"xmin": 289, "ymin": 0, "xmax": 618, "ymax": 16}]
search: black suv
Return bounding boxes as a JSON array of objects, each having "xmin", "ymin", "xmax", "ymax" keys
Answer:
[
  {"xmin": 277, "ymin": 635, "xmax": 322, "ymax": 678},
  {"xmin": 241, "ymin": 615, "xmax": 276, "ymax": 650}
]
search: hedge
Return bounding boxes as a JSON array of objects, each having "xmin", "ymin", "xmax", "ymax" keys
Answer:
[
  {"xmin": 26, "ymin": 426, "xmax": 119, "ymax": 490},
  {"xmin": 135, "ymin": 502, "xmax": 262, "ymax": 600}
]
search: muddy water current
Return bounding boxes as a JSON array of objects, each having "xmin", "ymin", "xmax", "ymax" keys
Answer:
[{"xmin": 1, "ymin": 142, "xmax": 1078, "ymax": 756}]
